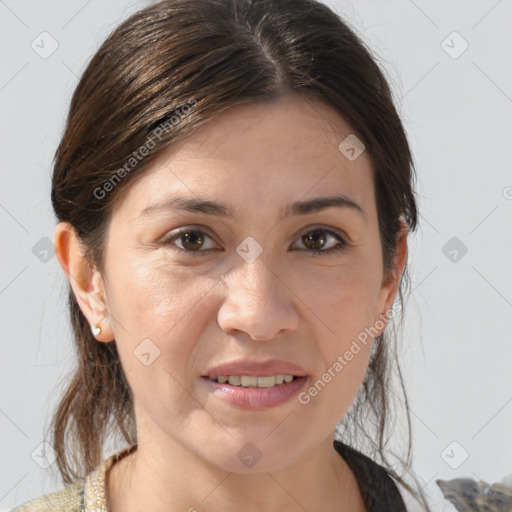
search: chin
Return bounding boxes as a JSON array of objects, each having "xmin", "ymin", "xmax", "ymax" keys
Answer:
[{"xmin": 202, "ymin": 437, "xmax": 302, "ymax": 474}]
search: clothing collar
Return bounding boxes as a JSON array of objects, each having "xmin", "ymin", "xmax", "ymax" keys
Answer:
[{"xmin": 81, "ymin": 445, "xmax": 137, "ymax": 511}]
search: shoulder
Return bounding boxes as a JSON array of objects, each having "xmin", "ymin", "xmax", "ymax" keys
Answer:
[
  {"xmin": 333, "ymin": 440, "xmax": 409, "ymax": 510},
  {"xmin": 9, "ymin": 479, "xmax": 84, "ymax": 512},
  {"xmin": 8, "ymin": 445, "xmax": 136, "ymax": 512},
  {"xmin": 333, "ymin": 440, "xmax": 457, "ymax": 512},
  {"xmin": 335, "ymin": 441, "xmax": 458, "ymax": 512},
  {"xmin": 394, "ymin": 478, "xmax": 460, "ymax": 512}
]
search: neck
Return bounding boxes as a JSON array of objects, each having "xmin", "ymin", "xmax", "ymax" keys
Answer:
[{"xmin": 106, "ymin": 435, "xmax": 367, "ymax": 512}]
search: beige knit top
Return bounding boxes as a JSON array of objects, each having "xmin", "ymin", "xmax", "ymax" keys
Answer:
[{"xmin": 10, "ymin": 446, "xmax": 135, "ymax": 512}]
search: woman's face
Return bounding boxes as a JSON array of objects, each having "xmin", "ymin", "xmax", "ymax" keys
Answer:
[{"xmin": 78, "ymin": 94, "xmax": 405, "ymax": 472}]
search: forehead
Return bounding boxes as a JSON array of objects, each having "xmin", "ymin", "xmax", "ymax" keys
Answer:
[
  {"xmin": 112, "ymin": 94, "xmax": 376, "ymax": 222},
  {"xmin": 171, "ymin": 94, "xmax": 365, "ymax": 164}
]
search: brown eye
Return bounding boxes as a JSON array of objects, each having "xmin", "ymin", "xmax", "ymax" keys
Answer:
[
  {"xmin": 162, "ymin": 228, "xmax": 218, "ymax": 255},
  {"xmin": 180, "ymin": 230, "xmax": 205, "ymax": 250},
  {"xmin": 301, "ymin": 229, "xmax": 327, "ymax": 250},
  {"xmin": 292, "ymin": 228, "xmax": 351, "ymax": 257},
  {"xmin": 162, "ymin": 226, "xmax": 350, "ymax": 258}
]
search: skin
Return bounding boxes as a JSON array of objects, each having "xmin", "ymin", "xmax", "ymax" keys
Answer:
[{"xmin": 55, "ymin": 93, "xmax": 408, "ymax": 512}]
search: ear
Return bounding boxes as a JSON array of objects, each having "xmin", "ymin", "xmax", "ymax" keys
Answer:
[
  {"xmin": 54, "ymin": 221, "xmax": 114, "ymax": 343},
  {"xmin": 373, "ymin": 220, "xmax": 408, "ymax": 334}
]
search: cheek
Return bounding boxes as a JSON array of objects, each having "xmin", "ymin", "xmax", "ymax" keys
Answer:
[
  {"xmin": 300, "ymin": 338, "xmax": 372, "ymax": 426},
  {"xmin": 106, "ymin": 262, "xmax": 210, "ymax": 417},
  {"xmin": 299, "ymin": 264, "xmax": 377, "ymax": 397},
  {"xmin": 110, "ymin": 252, "xmax": 213, "ymax": 325},
  {"xmin": 298, "ymin": 261, "xmax": 380, "ymax": 337},
  {"xmin": 107, "ymin": 255, "xmax": 220, "ymax": 375}
]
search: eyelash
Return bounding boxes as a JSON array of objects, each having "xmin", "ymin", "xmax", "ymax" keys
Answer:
[{"xmin": 161, "ymin": 227, "xmax": 352, "ymax": 257}]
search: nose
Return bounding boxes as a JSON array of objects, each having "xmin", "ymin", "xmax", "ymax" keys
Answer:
[{"xmin": 217, "ymin": 257, "xmax": 299, "ymax": 341}]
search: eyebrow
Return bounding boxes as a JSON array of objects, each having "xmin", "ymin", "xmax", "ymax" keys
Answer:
[{"xmin": 140, "ymin": 194, "xmax": 365, "ymax": 220}]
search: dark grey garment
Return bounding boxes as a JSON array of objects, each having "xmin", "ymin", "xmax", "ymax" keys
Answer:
[{"xmin": 334, "ymin": 440, "xmax": 409, "ymax": 512}]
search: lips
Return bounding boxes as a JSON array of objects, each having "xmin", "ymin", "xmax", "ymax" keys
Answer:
[
  {"xmin": 203, "ymin": 359, "xmax": 308, "ymax": 379},
  {"xmin": 202, "ymin": 375, "xmax": 308, "ymax": 409}
]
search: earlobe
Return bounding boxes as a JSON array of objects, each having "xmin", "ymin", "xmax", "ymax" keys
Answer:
[{"xmin": 54, "ymin": 222, "xmax": 115, "ymax": 342}]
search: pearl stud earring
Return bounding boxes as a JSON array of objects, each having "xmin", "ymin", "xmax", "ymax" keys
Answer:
[{"xmin": 91, "ymin": 325, "xmax": 102, "ymax": 336}]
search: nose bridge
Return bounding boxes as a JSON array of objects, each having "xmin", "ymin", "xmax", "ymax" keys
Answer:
[
  {"xmin": 237, "ymin": 253, "xmax": 275, "ymax": 290},
  {"xmin": 225, "ymin": 256, "xmax": 281, "ymax": 311},
  {"xmin": 217, "ymin": 256, "xmax": 298, "ymax": 340}
]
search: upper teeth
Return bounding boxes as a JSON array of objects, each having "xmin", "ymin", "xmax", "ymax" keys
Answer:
[{"xmin": 213, "ymin": 375, "xmax": 296, "ymax": 387}]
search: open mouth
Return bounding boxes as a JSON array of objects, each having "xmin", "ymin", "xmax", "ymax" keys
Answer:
[
  {"xmin": 203, "ymin": 374, "xmax": 304, "ymax": 388},
  {"xmin": 201, "ymin": 374, "xmax": 308, "ymax": 409}
]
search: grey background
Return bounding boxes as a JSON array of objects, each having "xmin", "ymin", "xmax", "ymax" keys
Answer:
[{"xmin": 1, "ymin": 0, "xmax": 511, "ymax": 510}]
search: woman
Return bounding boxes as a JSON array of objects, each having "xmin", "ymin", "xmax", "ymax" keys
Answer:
[{"xmin": 11, "ymin": 0, "xmax": 434, "ymax": 510}]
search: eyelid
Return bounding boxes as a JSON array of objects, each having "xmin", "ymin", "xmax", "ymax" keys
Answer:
[
  {"xmin": 161, "ymin": 224, "xmax": 352, "ymax": 254},
  {"xmin": 295, "ymin": 224, "xmax": 350, "ymax": 242},
  {"xmin": 291, "ymin": 226, "xmax": 351, "ymax": 253},
  {"xmin": 161, "ymin": 226, "xmax": 221, "ymax": 249}
]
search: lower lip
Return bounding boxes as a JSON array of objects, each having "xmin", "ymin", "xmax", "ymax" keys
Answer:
[{"xmin": 201, "ymin": 376, "xmax": 308, "ymax": 410}]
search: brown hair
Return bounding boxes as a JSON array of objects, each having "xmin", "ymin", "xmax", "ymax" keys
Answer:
[{"xmin": 48, "ymin": 0, "xmax": 430, "ymax": 509}]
